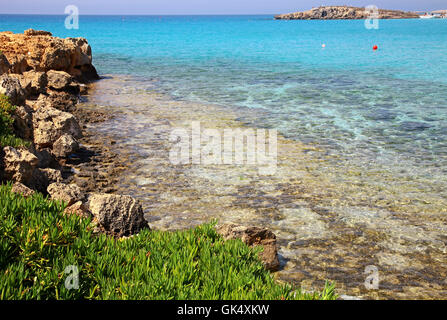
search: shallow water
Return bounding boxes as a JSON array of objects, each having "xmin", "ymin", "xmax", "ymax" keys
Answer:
[
  {"xmin": 79, "ymin": 76, "xmax": 447, "ymax": 299},
  {"xmin": 3, "ymin": 14, "xmax": 447, "ymax": 299}
]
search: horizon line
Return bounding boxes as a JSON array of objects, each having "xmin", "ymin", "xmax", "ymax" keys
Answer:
[{"xmin": 0, "ymin": 13, "xmax": 282, "ymax": 16}]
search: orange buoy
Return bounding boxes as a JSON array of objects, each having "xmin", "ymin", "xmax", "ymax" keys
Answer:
[{"xmin": 373, "ymin": 45, "xmax": 378, "ymax": 51}]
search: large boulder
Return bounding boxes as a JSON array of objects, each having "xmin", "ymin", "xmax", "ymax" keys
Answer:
[
  {"xmin": 88, "ymin": 194, "xmax": 149, "ymax": 237},
  {"xmin": 0, "ymin": 74, "xmax": 26, "ymax": 105},
  {"xmin": 0, "ymin": 53, "xmax": 10, "ymax": 75},
  {"xmin": 47, "ymin": 182, "xmax": 84, "ymax": 206},
  {"xmin": 32, "ymin": 105, "xmax": 82, "ymax": 147},
  {"xmin": 64, "ymin": 37, "xmax": 99, "ymax": 82},
  {"xmin": 216, "ymin": 224, "xmax": 280, "ymax": 271},
  {"xmin": 0, "ymin": 31, "xmax": 99, "ymax": 83},
  {"xmin": 2, "ymin": 146, "xmax": 38, "ymax": 185}
]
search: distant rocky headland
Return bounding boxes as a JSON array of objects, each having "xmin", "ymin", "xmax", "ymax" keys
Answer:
[{"xmin": 275, "ymin": 6, "xmax": 419, "ymax": 20}]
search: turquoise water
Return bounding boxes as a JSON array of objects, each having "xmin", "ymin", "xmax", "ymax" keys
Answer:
[
  {"xmin": 1, "ymin": 14, "xmax": 447, "ymax": 173},
  {"xmin": 3, "ymin": 14, "xmax": 447, "ymax": 298}
]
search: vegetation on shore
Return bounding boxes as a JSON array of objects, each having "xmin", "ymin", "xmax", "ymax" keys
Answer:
[
  {"xmin": 0, "ymin": 183, "xmax": 336, "ymax": 300},
  {"xmin": 0, "ymin": 94, "xmax": 29, "ymax": 148}
]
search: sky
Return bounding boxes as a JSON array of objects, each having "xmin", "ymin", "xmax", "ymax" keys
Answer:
[{"xmin": 0, "ymin": 0, "xmax": 445, "ymax": 15}]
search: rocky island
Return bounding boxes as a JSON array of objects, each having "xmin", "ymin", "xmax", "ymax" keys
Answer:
[{"xmin": 275, "ymin": 6, "xmax": 419, "ymax": 20}]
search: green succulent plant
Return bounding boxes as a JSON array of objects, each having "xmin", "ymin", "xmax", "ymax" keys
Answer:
[{"xmin": 0, "ymin": 183, "xmax": 336, "ymax": 300}]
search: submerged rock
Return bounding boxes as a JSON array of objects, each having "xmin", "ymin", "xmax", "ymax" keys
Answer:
[
  {"xmin": 216, "ymin": 224, "xmax": 280, "ymax": 271},
  {"xmin": 400, "ymin": 121, "xmax": 432, "ymax": 131},
  {"xmin": 88, "ymin": 194, "xmax": 150, "ymax": 237}
]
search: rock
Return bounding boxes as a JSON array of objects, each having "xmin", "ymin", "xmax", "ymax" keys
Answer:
[
  {"xmin": 76, "ymin": 64, "xmax": 99, "ymax": 83},
  {"xmin": 41, "ymin": 44, "xmax": 73, "ymax": 72},
  {"xmin": 20, "ymin": 71, "xmax": 48, "ymax": 96},
  {"xmin": 64, "ymin": 201, "xmax": 90, "ymax": 219},
  {"xmin": 46, "ymin": 70, "xmax": 73, "ymax": 91},
  {"xmin": 2, "ymin": 146, "xmax": 38, "ymax": 185},
  {"xmin": 7, "ymin": 54, "xmax": 29, "ymax": 74},
  {"xmin": 52, "ymin": 134, "xmax": 79, "ymax": 158},
  {"xmin": 0, "ymin": 74, "xmax": 26, "ymax": 105},
  {"xmin": 26, "ymin": 91, "xmax": 77, "ymax": 112},
  {"xmin": 30, "ymin": 168, "xmax": 63, "ymax": 192},
  {"xmin": 12, "ymin": 104, "xmax": 34, "ymax": 140},
  {"xmin": 47, "ymin": 182, "xmax": 84, "ymax": 206},
  {"xmin": 11, "ymin": 181, "xmax": 35, "ymax": 197},
  {"xmin": 0, "ymin": 52, "xmax": 10, "ymax": 75},
  {"xmin": 216, "ymin": 224, "xmax": 280, "ymax": 271},
  {"xmin": 275, "ymin": 6, "xmax": 420, "ymax": 20},
  {"xmin": 44, "ymin": 91, "xmax": 78, "ymax": 112},
  {"xmin": 65, "ymin": 38, "xmax": 92, "ymax": 66},
  {"xmin": 32, "ymin": 105, "xmax": 82, "ymax": 147},
  {"xmin": 79, "ymin": 84, "xmax": 88, "ymax": 95},
  {"xmin": 34, "ymin": 148, "xmax": 57, "ymax": 168},
  {"xmin": 24, "ymin": 29, "xmax": 52, "ymax": 37},
  {"xmin": 88, "ymin": 194, "xmax": 149, "ymax": 237},
  {"xmin": 63, "ymin": 37, "xmax": 99, "ymax": 82},
  {"xmin": 0, "ymin": 31, "xmax": 99, "ymax": 83}
]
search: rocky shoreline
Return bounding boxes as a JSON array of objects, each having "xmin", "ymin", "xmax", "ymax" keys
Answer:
[
  {"xmin": 275, "ymin": 6, "xmax": 419, "ymax": 20},
  {"xmin": 0, "ymin": 30, "xmax": 279, "ymax": 271}
]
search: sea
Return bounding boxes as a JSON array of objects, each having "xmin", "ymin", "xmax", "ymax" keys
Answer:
[{"xmin": 1, "ymin": 14, "xmax": 447, "ymax": 299}]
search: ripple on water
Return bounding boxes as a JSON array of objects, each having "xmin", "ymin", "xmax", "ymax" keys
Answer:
[{"xmin": 79, "ymin": 75, "xmax": 447, "ymax": 299}]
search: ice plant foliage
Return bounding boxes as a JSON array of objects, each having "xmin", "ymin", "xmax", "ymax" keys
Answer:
[{"xmin": 0, "ymin": 183, "xmax": 336, "ymax": 300}]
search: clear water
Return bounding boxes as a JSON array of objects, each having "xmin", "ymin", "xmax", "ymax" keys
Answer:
[
  {"xmin": 1, "ymin": 15, "xmax": 446, "ymax": 173},
  {"xmin": 2, "ymin": 15, "xmax": 447, "ymax": 298}
]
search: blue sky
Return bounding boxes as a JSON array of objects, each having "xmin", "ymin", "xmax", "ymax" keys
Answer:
[{"xmin": 0, "ymin": 0, "xmax": 445, "ymax": 15}]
